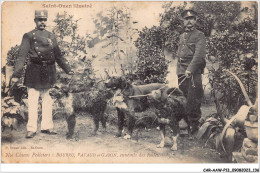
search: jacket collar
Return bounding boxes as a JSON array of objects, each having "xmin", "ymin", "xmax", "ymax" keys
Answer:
[
  {"xmin": 34, "ymin": 27, "xmax": 46, "ymax": 31},
  {"xmin": 184, "ymin": 26, "xmax": 195, "ymax": 33}
]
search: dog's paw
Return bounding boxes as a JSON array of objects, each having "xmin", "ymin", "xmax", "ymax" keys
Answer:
[
  {"xmin": 66, "ymin": 133, "xmax": 73, "ymax": 140},
  {"xmin": 89, "ymin": 131, "xmax": 97, "ymax": 137},
  {"xmin": 115, "ymin": 132, "xmax": 122, "ymax": 137},
  {"xmin": 101, "ymin": 128, "xmax": 107, "ymax": 134},
  {"xmin": 156, "ymin": 142, "xmax": 165, "ymax": 148},
  {"xmin": 123, "ymin": 134, "xmax": 131, "ymax": 140},
  {"xmin": 170, "ymin": 144, "xmax": 178, "ymax": 151},
  {"xmin": 75, "ymin": 131, "xmax": 79, "ymax": 141}
]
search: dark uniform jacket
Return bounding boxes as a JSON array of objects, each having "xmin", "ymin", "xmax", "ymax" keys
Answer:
[
  {"xmin": 176, "ymin": 28, "xmax": 206, "ymax": 75},
  {"xmin": 13, "ymin": 28, "xmax": 71, "ymax": 89},
  {"xmin": 176, "ymin": 28, "xmax": 206, "ymax": 122}
]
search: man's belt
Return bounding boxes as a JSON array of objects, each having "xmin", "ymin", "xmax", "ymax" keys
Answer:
[
  {"xmin": 30, "ymin": 59, "xmax": 55, "ymax": 66},
  {"xmin": 178, "ymin": 58, "xmax": 186, "ymax": 63},
  {"xmin": 178, "ymin": 57, "xmax": 192, "ymax": 63}
]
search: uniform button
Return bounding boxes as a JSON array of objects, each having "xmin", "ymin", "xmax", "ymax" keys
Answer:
[
  {"xmin": 33, "ymin": 33, "xmax": 35, "ymax": 35},
  {"xmin": 33, "ymin": 37, "xmax": 36, "ymax": 39},
  {"xmin": 35, "ymin": 47, "xmax": 39, "ymax": 49},
  {"xmin": 38, "ymin": 52, "xmax": 41, "ymax": 54},
  {"xmin": 34, "ymin": 42, "xmax": 37, "ymax": 44}
]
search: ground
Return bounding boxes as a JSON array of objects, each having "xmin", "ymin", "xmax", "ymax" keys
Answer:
[{"xmin": 1, "ymin": 103, "xmax": 227, "ymax": 163}]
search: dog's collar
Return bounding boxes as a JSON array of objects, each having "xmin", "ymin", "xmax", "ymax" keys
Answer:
[{"xmin": 119, "ymin": 85, "xmax": 131, "ymax": 97}]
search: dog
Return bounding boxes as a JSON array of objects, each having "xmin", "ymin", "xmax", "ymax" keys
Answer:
[
  {"xmin": 147, "ymin": 87, "xmax": 188, "ymax": 151},
  {"xmin": 105, "ymin": 76, "xmax": 166, "ymax": 138},
  {"xmin": 83, "ymin": 88, "xmax": 114, "ymax": 136},
  {"xmin": 50, "ymin": 85, "xmax": 76, "ymax": 139},
  {"xmin": 50, "ymin": 81, "xmax": 113, "ymax": 139}
]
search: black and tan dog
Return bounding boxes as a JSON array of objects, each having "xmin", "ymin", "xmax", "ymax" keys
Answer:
[
  {"xmin": 147, "ymin": 87, "xmax": 188, "ymax": 150},
  {"xmin": 105, "ymin": 76, "xmax": 166, "ymax": 138},
  {"xmin": 105, "ymin": 76, "xmax": 188, "ymax": 150}
]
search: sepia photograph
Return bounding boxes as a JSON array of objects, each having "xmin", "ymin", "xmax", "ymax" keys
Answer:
[{"xmin": 1, "ymin": 0, "xmax": 258, "ymax": 169}]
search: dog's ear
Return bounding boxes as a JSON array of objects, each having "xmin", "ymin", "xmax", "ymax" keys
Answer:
[
  {"xmin": 161, "ymin": 88, "xmax": 169, "ymax": 101},
  {"xmin": 173, "ymin": 88, "xmax": 184, "ymax": 96},
  {"xmin": 149, "ymin": 90, "xmax": 162, "ymax": 101},
  {"xmin": 120, "ymin": 76, "xmax": 131, "ymax": 89}
]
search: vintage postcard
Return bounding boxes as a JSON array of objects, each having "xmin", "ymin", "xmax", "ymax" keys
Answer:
[{"xmin": 1, "ymin": 1, "xmax": 258, "ymax": 169}]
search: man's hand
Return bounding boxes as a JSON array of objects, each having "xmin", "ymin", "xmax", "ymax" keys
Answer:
[
  {"xmin": 10, "ymin": 77, "xmax": 19, "ymax": 86},
  {"xmin": 163, "ymin": 46, "xmax": 174, "ymax": 62},
  {"xmin": 68, "ymin": 71, "xmax": 74, "ymax": 75},
  {"xmin": 185, "ymin": 70, "xmax": 192, "ymax": 78}
]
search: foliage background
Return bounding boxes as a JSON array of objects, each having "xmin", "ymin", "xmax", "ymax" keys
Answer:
[{"xmin": 1, "ymin": 1, "xmax": 257, "ymax": 129}]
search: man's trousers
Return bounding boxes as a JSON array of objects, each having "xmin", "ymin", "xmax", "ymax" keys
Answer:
[
  {"xmin": 178, "ymin": 73, "xmax": 204, "ymax": 125},
  {"xmin": 27, "ymin": 87, "xmax": 53, "ymax": 132}
]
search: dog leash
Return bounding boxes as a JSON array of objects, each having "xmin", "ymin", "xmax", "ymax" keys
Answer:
[
  {"xmin": 178, "ymin": 74, "xmax": 186, "ymax": 80},
  {"xmin": 191, "ymin": 75, "xmax": 195, "ymax": 88},
  {"xmin": 128, "ymin": 84, "xmax": 167, "ymax": 99},
  {"xmin": 168, "ymin": 75, "xmax": 188, "ymax": 97},
  {"xmin": 127, "ymin": 75, "xmax": 190, "ymax": 98}
]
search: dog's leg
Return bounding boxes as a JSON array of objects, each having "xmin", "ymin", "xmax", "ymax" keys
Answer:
[
  {"xmin": 184, "ymin": 115, "xmax": 192, "ymax": 139},
  {"xmin": 92, "ymin": 115, "xmax": 100, "ymax": 136},
  {"xmin": 116, "ymin": 108, "xmax": 124, "ymax": 137},
  {"xmin": 66, "ymin": 114, "xmax": 76, "ymax": 139},
  {"xmin": 157, "ymin": 125, "xmax": 165, "ymax": 148},
  {"xmin": 125, "ymin": 113, "xmax": 135, "ymax": 139},
  {"xmin": 124, "ymin": 110, "xmax": 136, "ymax": 140},
  {"xmin": 101, "ymin": 112, "xmax": 107, "ymax": 133},
  {"xmin": 170, "ymin": 116, "xmax": 180, "ymax": 151},
  {"xmin": 171, "ymin": 134, "xmax": 179, "ymax": 151},
  {"xmin": 135, "ymin": 128, "xmax": 141, "ymax": 142}
]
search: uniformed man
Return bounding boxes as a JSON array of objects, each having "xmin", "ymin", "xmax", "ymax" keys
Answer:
[
  {"xmin": 11, "ymin": 10, "xmax": 74, "ymax": 138},
  {"xmin": 176, "ymin": 9, "xmax": 206, "ymax": 134}
]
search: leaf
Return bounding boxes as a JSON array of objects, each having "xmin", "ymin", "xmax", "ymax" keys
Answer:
[
  {"xmin": 59, "ymin": 73, "xmax": 69, "ymax": 79},
  {"xmin": 203, "ymin": 125, "xmax": 218, "ymax": 140},
  {"xmin": 8, "ymin": 100, "xmax": 20, "ymax": 107},
  {"xmin": 4, "ymin": 107, "xmax": 19, "ymax": 114},
  {"xmin": 206, "ymin": 59, "xmax": 219, "ymax": 71},
  {"xmin": 2, "ymin": 102, "xmax": 9, "ymax": 109},
  {"xmin": 219, "ymin": 105, "xmax": 250, "ymax": 153},
  {"xmin": 120, "ymin": 50, "xmax": 126, "ymax": 55},
  {"xmin": 4, "ymin": 96, "xmax": 13, "ymax": 102},
  {"xmin": 102, "ymin": 42, "xmax": 112, "ymax": 48},
  {"xmin": 2, "ymin": 116, "xmax": 11, "ymax": 127},
  {"xmin": 19, "ymin": 105, "xmax": 26, "ymax": 120},
  {"xmin": 196, "ymin": 122, "xmax": 212, "ymax": 139},
  {"xmin": 205, "ymin": 117, "xmax": 219, "ymax": 124},
  {"xmin": 215, "ymin": 133, "xmax": 222, "ymax": 150},
  {"xmin": 208, "ymin": 131, "xmax": 218, "ymax": 140}
]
